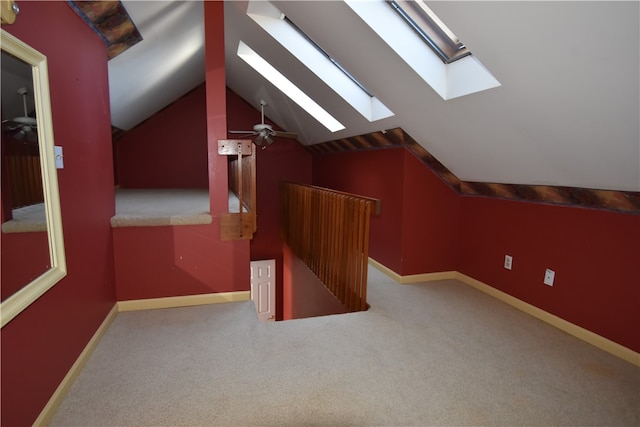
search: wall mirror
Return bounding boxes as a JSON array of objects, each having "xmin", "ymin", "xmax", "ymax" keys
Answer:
[{"xmin": 1, "ymin": 29, "xmax": 66, "ymax": 327}]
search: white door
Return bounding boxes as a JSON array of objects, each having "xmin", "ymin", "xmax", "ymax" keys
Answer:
[{"xmin": 250, "ymin": 259, "xmax": 276, "ymax": 322}]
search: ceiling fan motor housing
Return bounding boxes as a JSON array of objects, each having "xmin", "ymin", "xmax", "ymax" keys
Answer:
[{"xmin": 253, "ymin": 123, "xmax": 273, "ymax": 133}]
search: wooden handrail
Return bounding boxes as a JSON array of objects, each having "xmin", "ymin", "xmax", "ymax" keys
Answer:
[
  {"xmin": 281, "ymin": 182, "xmax": 380, "ymax": 312},
  {"xmin": 218, "ymin": 140, "xmax": 256, "ymax": 240},
  {"xmin": 2, "ymin": 138, "xmax": 44, "ymax": 210}
]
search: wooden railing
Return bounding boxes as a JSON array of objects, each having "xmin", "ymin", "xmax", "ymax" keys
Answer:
[
  {"xmin": 2, "ymin": 138, "xmax": 44, "ymax": 213},
  {"xmin": 281, "ymin": 182, "xmax": 381, "ymax": 312},
  {"xmin": 218, "ymin": 140, "xmax": 256, "ymax": 240}
]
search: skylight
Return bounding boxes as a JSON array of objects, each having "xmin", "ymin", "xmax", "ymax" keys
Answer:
[
  {"xmin": 236, "ymin": 41, "xmax": 345, "ymax": 133},
  {"xmin": 345, "ymin": 0, "xmax": 500, "ymax": 100},
  {"xmin": 245, "ymin": 0, "xmax": 394, "ymax": 122},
  {"xmin": 386, "ymin": 0, "xmax": 470, "ymax": 64},
  {"xmin": 283, "ymin": 16, "xmax": 373, "ymax": 98}
]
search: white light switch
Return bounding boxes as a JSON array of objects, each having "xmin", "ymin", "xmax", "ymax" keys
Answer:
[
  {"xmin": 544, "ymin": 269, "xmax": 555, "ymax": 286},
  {"xmin": 54, "ymin": 146, "xmax": 64, "ymax": 169}
]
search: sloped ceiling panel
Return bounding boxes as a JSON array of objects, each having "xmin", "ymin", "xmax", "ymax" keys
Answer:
[
  {"xmin": 78, "ymin": 1, "xmax": 638, "ymax": 193},
  {"xmin": 226, "ymin": 1, "xmax": 639, "ymax": 192},
  {"xmin": 308, "ymin": 128, "xmax": 640, "ymax": 214}
]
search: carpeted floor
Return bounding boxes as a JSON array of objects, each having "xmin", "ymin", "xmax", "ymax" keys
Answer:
[
  {"xmin": 110, "ymin": 188, "xmax": 246, "ymax": 227},
  {"xmin": 111, "ymin": 188, "xmax": 212, "ymax": 227},
  {"xmin": 1, "ymin": 202, "xmax": 46, "ymax": 232},
  {"xmin": 50, "ymin": 266, "xmax": 639, "ymax": 426}
]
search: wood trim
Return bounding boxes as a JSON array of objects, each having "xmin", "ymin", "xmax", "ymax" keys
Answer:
[
  {"xmin": 220, "ymin": 212, "xmax": 256, "ymax": 240},
  {"xmin": 33, "ymin": 304, "xmax": 119, "ymax": 426},
  {"xmin": 368, "ymin": 259, "xmax": 639, "ymax": 366},
  {"xmin": 34, "ymin": 291, "xmax": 250, "ymax": 424},
  {"xmin": 219, "ymin": 139, "xmax": 257, "ymax": 239},
  {"xmin": 34, "ymin": 291, "xmax": 251, "ymax": 424},
  {"xmin": 287, "ymin": 181, "xmax": 382, "ymax": 216},
  {"xmin": 67, "ymin": 1, "xmax": 142, "ymax": 59},
  {"xmin": 117, "ymin": 291, "xmax": 251, "ymax": 312},
  {"xmin": 455, "ymin": 273, "xmax": 640, "ymax": 367},
  {"xmin": 282, "ymin": 182, "xmax": 378, "ymax": 312},
  {"xmin": 1, "ymin": 29, "xmax": 67, "ymax": 328},
  {"xmin": 368, "ymin": 258, "xmax": 457, "ymax": 283},
  {"xmin": 307, "ymin": 128, "xmax": 640, "ymax": 214}
]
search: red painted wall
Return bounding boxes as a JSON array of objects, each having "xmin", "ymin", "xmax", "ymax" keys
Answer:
[
  {"xmin": 226, "ymin": 89, "xmax": 313, "ymax": 320},
  {"xmin": 114, "ymin": 225, "xmax": 250, "ymax": 300},
  {"xmin": 115, "ymin": 84, "xmax": 208, "ymax": 189},
  {"xmin": 458, "ymin": 196, "xmax": 640, "ymax": 352},
  {"xmin": 1, "ymin": 231, "xmax": 50, "ymax": 300},
  {"xmin": 313, "ymin": 147, "xmax": 459, "ymax": 275},
  {"xmin": 1, "ymin": 3, "xmax": 117, "ymax": 426},
  {"xmin": 113, "ymin": 2, "xmax": 251, "ymax": 301},
  {"xmin": 401, "ymin": 150, "xmax": 459, "ymax": 275},
  {"xmin": 313, "ymin": 148, "xmax": 404, "ymax": 272},
  {"xmin": 282, "ymin": 244, "xmax": 348, "ymax": 320},
  {"xmin": 205, "ymin": 2, "xmax": 229, "ymax": 217},
  {"xmin": 313, "ymin": 146, "xmax": 639, "ymax": 353}
]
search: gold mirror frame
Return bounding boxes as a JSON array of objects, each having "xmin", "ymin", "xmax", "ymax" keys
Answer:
[{"xmin": 1, "ymin": 29, "xmax": 66, "ymax": 327}]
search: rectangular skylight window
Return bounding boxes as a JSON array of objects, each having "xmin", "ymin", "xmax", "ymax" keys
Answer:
[
  {"xmin": 345, "ymin": 0, "xmax": 500, "ymax": 100},
  {"xmin": 386, "ymin": 0, "xmax": 470, "ymax": 64},
  {"xmin": 283, "ymin": 16, "xmax": 374, "ymax": 97},
  {"xmin": 246, "ymin": 0, "xmax": 394, "ymax": 122},
  {"xmin": 236, "ymin": 41, "xmax": 345, "ymax": 132}
]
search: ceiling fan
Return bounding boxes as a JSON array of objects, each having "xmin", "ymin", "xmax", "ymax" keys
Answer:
[
  {"xmin": 229, "ymin": 99, "xmax": 297, "ymax": 148},
  {"xmin": 2, "ymin": 87, "xmax": 38, "ymax": 141}
]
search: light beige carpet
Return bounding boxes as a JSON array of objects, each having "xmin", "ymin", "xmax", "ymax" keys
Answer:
[
  {"xmin": 50, "ymin": 266, "xmax": 639, "ymax": 426},
  {"xmin": 111, "ymin": 188, "xmax": 212, "ymax": 227},
  {"xmin": 1, "ymin": 202, "xmax": 46, "ymax": 232}
]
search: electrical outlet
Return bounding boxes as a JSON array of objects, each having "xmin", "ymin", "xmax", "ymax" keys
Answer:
[
  {"xmin": 544, "ymin": 269, "xmax": 555, "ymax": 286},
  {"xmin": 504, "ymin": 255, "xmax": 513, "ymax": 270}
]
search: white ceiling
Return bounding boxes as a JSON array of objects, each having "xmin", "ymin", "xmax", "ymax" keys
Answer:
[
  {"xmin": 112, "ymin": 1, "xmax": 639, "ymax": 192},
  {"xmin": 1, "ymin": 51, "xmax": 35, "ymax": 122},
  {"xmin": 109, "ymin": 1, "xmax": 206, "ymax": 131}
]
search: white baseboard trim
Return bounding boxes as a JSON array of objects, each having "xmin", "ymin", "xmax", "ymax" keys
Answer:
[
  {"xmin": 117, "ymin": 290, "xmax": 251, "ymax": 312},
  {"xmin": 368, "ymin": 258, "xmax": 639, "ymax": 367},
  {"xmin": 34, "ymin": 304, "xmax": 119, "ymax": 426}
]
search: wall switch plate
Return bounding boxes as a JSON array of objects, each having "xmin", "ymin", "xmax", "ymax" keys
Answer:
[
  {"xmin": 54, "ymin": 146, "xmax": 64, "ymax": 169},
  {"xmin": 544, "ymin": 268, "xmax": 555, "ymax": 286},
  {"xmin": 504, "ymin": 255, "xmax": 513, "ymax": 270}
]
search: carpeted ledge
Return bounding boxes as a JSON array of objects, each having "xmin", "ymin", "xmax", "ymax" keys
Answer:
[
  {"xmin": 110, "ymin": 188, "xmax": 212, "ymax": 227},
  {"xmin": 110, "ymin": 214, "xmax": 212, "ymax": 227}
]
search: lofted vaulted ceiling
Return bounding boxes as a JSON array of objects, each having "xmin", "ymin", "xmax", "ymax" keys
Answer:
[{"xmin": 107, "ymin": 1, "xmax": 639, "ymax": 193}]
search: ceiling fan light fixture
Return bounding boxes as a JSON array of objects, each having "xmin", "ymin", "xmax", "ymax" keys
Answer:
[
  {"xmin": 229, "ymin": 98, "xmax": 298, "ymax": 149},
  {"xmin": 2, "ymin": 87, "xmax": 38, "ymax": 139}
]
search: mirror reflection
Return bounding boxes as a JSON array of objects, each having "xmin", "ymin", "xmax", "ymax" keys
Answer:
[
  {"xmin": 1, "ymin": 49, "xmax": 51, "ymax": 302},
  {"xmin": 1, "ymin": 29, "xmax": 66, "ymax": 327}
]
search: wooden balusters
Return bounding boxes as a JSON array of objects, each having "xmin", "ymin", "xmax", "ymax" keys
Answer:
[
  {"xmin": 3, "ymin": 138, "xmax": 44, "ymax": 209},
  {"xmin": 218, "ymin": 140, "xmax": 256, "ymax": 240},
  {"xmin": 281, "ymin": 182, "xmax": 380, "ymax": 312}
]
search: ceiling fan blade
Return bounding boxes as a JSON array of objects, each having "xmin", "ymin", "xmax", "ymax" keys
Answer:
[
  {"xmin": 11, "ymin": 116, "xmax": 37, "ymax": 127},
  {"xmin": 3, "ymin": 118, "xmax": 36, "ymax": 129},
  {"xmin": 229, "ymin": 130, "xmax": 257, "ymax": 134},
  {"xmin": 2, "ymin": 123, "xmax": 20, "ymax": 132},
  {"xmin": 273, "ymin": 131, "xmax": 298, "ymax": 139}
]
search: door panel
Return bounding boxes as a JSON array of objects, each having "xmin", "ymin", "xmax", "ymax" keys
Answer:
[{"xmin": 250, "ymin": 259, "xmax": 275, "ymax": 322}]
